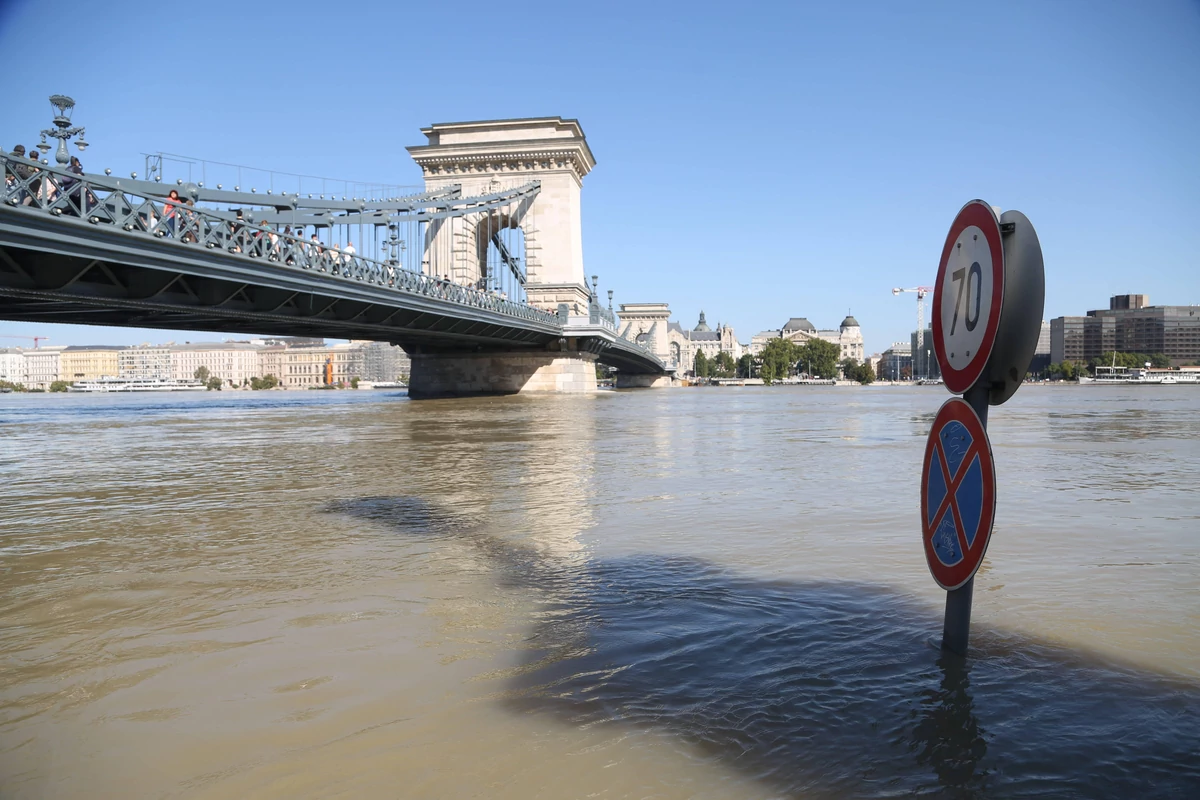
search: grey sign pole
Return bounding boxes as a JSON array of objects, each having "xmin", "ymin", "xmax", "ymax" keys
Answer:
[{"xmin": 941, "ymin": 381, "xmax": 989, "ymax": 655}]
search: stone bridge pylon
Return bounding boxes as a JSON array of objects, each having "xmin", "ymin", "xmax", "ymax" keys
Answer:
[{"xmin": 407, "ymin": 117, "xmax": 595, "ymax": 313}]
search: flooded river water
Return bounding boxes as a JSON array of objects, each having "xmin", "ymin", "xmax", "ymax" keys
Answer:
[{"xmin": 1, "ymin": 386, "xmax": 1197, "ymax": 798}]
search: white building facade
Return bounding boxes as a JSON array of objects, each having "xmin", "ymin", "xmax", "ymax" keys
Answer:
[
  {"xmin": 171, "ymin": 343, "xmax": 262, "ymax": 386},
  {"xmin": 618, "ymin": 303, "xmax": 741, "ymax": 373},
  {"xmin": 751, "ymin": 316, "xmax": 864, "ymax": 363},
  {"xmin": 0, "ymin": 348, "xmax": 26, "ymax": 384},
  {"xmin": 667, "ymin": 311, "xmax": 741, "ymax": 373},
  {"xmin": 7, "ymin": 338, "xmax": 381, "ymax": 390},
  {"xmin": 119, "ymin": 345, "xmax": 174, "ymax": 380},
  {"xmin": 23, "ymin": 346, "xmax": 66, "ymax": 390}
]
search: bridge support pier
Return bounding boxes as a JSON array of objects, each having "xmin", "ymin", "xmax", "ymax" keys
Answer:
[
  {"xmin": 615, "ymin": 373, "xmax": 675, "ymax": 389},
  {"xmin": 407, "ymin": 350, "xmax": 598, "ymax": 399}
]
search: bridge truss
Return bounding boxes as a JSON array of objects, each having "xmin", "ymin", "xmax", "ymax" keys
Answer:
[{"xmin": 0, "ymin": 155, "xmax": 662, "ymax": 373}]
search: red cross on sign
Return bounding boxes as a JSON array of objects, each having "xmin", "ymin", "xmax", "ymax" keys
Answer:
[{"xmin": 920, "ymin": 397, "xmax": 997, "ymax": 590}]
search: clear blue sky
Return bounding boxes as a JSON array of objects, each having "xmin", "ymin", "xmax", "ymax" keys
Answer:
[{"xmin": 2, "ymin": 0, "xmax": 1198, "ymax": 354}]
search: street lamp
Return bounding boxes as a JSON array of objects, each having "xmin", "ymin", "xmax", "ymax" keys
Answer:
[
  {"xmin": 384, "ymin": 235, "xmax": 406, "ymax": 267},
  {"xmin": 40, "ymin": 95, "xmax": 88, "ymax": 166}
]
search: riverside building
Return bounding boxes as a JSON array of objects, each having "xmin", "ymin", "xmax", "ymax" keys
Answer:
[
  {"xmin": 23, "ymin": 345, "xmax": 66, "ymax": 390},
  {"xmin": 0, "ymin": 348, "xmax": 25, "ymax": 384},
  {"xmin": 617, "ymin": 304, "xmax": 742, "ymax": 372},
  {"xmin": 358, "ymin": 341, "xmax": 411, "ymax": 383},
  {"xmin": 667, "ymin": 311, "xmax": 741, "ymax": 372},
  {"xmin": 60, "ymin": 346, "xmax": 123, "ymax": 382},
  {"xmin": 277, "ymin": 342, "xmax": 364, "ymax": 388},
  {"xmin": 171, "ymin": 342, "xmax": 263, "ymax": 387},
  {"xmin": 119, "ymin": 345, "xmax": 174, "ymax": 381},
  {"xmin": 911, "ymin": 329, "xmax": 938, "ymax": 380},
  {"xmin": 1051, "ymin": 295, "xmax": 1200, "ymax": 366},
  {"xmin": 878, "ymin": 343, "xmax": 912, "ymax": 381},
  {"xmin": 750, "ymin": 316, "xmax": 865, "ymax": 362},
  {"xmin": 1031, "ymin": 321, "xmax": 1051, "ymax": 374},
  {"xmin": 9, "ymin": 338, "xmax": 400, "ymax": 389}
]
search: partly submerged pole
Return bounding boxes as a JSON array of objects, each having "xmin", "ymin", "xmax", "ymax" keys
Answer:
[{"xmin": 941, "ymin": 380, "xmax": 989, "ymax": 655}]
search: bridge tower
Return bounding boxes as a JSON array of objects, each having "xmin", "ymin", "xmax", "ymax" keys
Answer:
[
  {"xmin": 407, "ymin": 117, "xmax": 595, "ymax": 312},
  {"xmin": 398, "ymin": 117, "xmax": 605, "ymax": 397}
]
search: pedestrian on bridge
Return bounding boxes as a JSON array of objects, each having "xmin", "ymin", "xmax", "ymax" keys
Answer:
[
  {"xmin": 24, "ymin": 146, "xmax": 46, "ymax": 205},
  {"xmin": 228, "ymin": 210, "xmax": 245, "ymax": 253},
  {"xmin": 160, "ymin": 189, "xmax": 180, "ymax": 237},
  {"xmin": 180, "ymin": 198, "xmax": 198, "ymax": 242},
  {"xmin": 266, "ymin": 223, "xmax": 280, "ymax": 260},
  {"xmin": 6, "ymin": 145, "xmax": 34, "ymax": 205},
  {"xmin": 60, "ymin": 156, "xmax": 86, "ymax": 216},
  {"xmin": 282, "ymin": 226, "xmax": 296, "ymax": 265}
]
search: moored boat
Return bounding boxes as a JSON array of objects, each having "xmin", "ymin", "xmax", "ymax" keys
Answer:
[
  {"xmin": 68, "ymin": 377, "xmax": 207, "ymax": 392},
  {"xmin": 1078, "ymin": 366, "xmax": 1200, "ymax": 385}
]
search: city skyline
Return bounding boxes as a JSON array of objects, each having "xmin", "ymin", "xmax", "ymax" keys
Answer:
[
  {"xmin": 0, "ymin": 336, "xmax": 410, "ymax": 390},
  {"xmin": 2, "ymin": 1, "xmax": 1198, "ymax": 354}
]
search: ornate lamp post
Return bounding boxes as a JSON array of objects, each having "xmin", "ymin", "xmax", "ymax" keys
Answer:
[
  {"xmin": 384, "ymin": 226, "xmax": 406, "ymax": 267},
  {"xmin": 39, "ymin": 95, "xmax": 88, "ymax": 166}
]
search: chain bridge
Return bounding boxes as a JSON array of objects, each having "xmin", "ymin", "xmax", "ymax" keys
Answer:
[{"xmin": 1, "ymin": 114, "xmax": 670, "ymax": 396}]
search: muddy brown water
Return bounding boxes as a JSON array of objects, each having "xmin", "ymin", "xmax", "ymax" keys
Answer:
[{"xmin": 1, "ymin": 386, "xmax": 1197, "ymax": 798}]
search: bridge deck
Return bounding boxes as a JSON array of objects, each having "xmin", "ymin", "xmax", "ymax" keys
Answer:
[{"xmin": 0, "ymin": 157, "xmax": 665, "ymax": 373}]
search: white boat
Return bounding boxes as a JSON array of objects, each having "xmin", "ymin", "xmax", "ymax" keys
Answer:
[
  {"xmin": 1077, "ymin": 366, "xmax": 1199, "ymax": 385},
  {"xmin": 363, "ymin": 381, "xmax": 408, "ymax": 389},
  {"xmin": 1077, "ymin": 366, "xmax": 1155, "ymax": 385},
  {"xmin": 68, "ymin": 377, "xmax": 207, "ymax": 392},
  {"xmin": 1148, "ymin": 369, "xmax": 1200, "ymax": 384}
]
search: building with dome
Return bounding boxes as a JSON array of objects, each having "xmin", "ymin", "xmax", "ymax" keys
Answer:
[
  {"xmin": 750, "ymin": 315, "xmax": 865, "ymax": 364},
  {"xmin": 617, "ymin": 304, "xmax": 741, "ymax": 373},
  {"xmin": 666, "ymin": 310, "xmax": 741, "ymax": 373}
]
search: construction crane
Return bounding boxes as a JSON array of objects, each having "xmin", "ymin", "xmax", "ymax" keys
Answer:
[
  {"xmin": 0, "ymin": 335, "xmax": 49, "ymax": 349},
  {"xmin": 892, "ymin": 287, "xmax": 934, "ymax": 378}
]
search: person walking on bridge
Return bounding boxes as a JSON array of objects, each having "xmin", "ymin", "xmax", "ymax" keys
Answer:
[
  {"xmin": 7, "ymin": 145, "xmax": 34, "ymax": 205},
  {"xmin": 180, "ymin": 198, "xmax": 199, "ymax": 242},
  {"xmin": 266, "ymin": 222, "xmax": 280, "ymax": 261},
  {"xmin": 60, "ymin": 156, "xmax": 85, "ymax": 215},
  {"xmin": 21, "ymin": 146, "xmax": 45, "ymax": 205},
  {"xmin": 307, "ymin": 233, "xmax": 322, "ymax": 269},
  {"xmin": 160, "ymin": 189, "xmax": 180, "ymax": 237}
]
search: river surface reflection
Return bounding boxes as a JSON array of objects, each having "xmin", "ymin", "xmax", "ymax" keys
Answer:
[{"xmin": 1, "ymin": 387, "xmax": 1198, "ymax": 798}]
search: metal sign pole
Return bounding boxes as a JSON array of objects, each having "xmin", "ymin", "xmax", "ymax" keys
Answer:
[{"xmin": 941, "ymin": 379, "xmax": 990, "ymax": 654}]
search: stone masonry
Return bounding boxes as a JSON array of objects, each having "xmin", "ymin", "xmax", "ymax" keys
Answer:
[{"xmin": 408, "ymin": 350, "xmax": 598, "ymax": 399}]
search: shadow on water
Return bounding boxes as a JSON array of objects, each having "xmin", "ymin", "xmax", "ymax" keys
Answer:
[{"xmin": 326, "ymin": 497, "xmax": 1200, "ymax": 799}]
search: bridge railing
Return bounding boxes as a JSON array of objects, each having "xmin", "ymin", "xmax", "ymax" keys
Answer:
[{"xmin": 1, "ymin": 155, "xmax": 560, "ymax": 327}]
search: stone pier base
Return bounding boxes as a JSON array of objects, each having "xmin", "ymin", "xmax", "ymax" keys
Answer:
[
  {"xmin": 408, "ymin": 350, "xmax": 598, "ymax": 399},
  {"xmin": 615, "ymin": 373, "xmax": 675, "ymax": 389}
]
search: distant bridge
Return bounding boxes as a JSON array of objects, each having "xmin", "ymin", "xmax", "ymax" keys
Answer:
[{"xmin": 0, "ymin": 116, "xmax": 670, "ymax": 396}]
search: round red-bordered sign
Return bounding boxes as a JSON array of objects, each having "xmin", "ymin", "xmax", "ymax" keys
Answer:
[
  {"xmin": 920, "ymin": 397, "xmax": 996, "ymax": 590},
  {"xmin": 932, "ymin": 200, "xmax": 1005, "ymax": 395}
]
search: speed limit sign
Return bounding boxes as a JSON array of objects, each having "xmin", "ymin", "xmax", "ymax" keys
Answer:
[{"xmin": 932, "ymin": 200, "xmax": 1005, "ymax": 395}]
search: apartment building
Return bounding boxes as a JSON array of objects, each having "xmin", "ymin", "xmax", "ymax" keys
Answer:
[
  {"xmin": 60, "ymin": 346, "xmax": 123, "ymax": 381},
  {"xmin": 23, "ymin": 346, "xmax": 67, "ymax": 390},
  {"xmin": 171, "ymin": 342, "xmax": 262, "ymax": 386}
]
